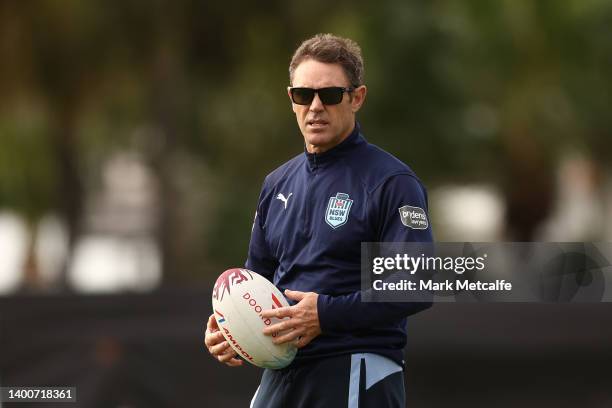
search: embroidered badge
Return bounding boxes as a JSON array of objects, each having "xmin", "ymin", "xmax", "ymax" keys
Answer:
[{"xmin": 325, "ymin": 193, "xmax": 353, "ymax": 229}]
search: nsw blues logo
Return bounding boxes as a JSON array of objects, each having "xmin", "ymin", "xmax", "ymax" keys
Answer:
[{"xmin": 325, "ymin": 192, "xmax": 353, "ymax": 229}]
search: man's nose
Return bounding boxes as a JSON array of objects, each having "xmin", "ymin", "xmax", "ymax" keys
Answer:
[{"xmin": 309, "ymin": 93, "xmax": 324, "ymax": 112}]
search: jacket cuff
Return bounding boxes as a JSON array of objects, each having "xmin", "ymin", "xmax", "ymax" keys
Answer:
[
  {"xmin": 317, "ymin": 294, "xmax": 336, "ymax": 333},
  {"xmin": 317, "ymin": 293, "xmax": 356, "ymax": 333}
]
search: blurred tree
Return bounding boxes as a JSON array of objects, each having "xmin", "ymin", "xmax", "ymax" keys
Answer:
[
  {"xmin": 1, "ymin": 0, "xmax": 611, "ymax": 290},
  {"xmin": 0, "ymin": 1, "xmax": 153, "ymax": 289},
  {"xmin": 358, "ymin": 0, "xmax": 612, "ymax": 239}
]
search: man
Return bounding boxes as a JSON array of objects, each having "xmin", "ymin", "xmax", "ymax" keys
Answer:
[{"xmin": 204, "ymin": 33, "xmax": 433, "ymax": 407}]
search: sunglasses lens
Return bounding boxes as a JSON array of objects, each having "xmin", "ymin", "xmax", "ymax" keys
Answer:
[
  {"xmin": 291, "ymin": 88, "xmax": 315, "ymax": 105},
  {"xmin": 318, "ymin": 88, "xmax": 344, "ymax": 105},
  {"xmin": 290, "ymin": 87, "xmax": 349, "ymax": 105}
]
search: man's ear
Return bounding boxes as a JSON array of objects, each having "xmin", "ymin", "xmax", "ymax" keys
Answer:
[
  {"xmin": 351, "ymin": 85, "xmax": 367, "ymax": 113},
  {"xmin": 287, "ymin": 86, "xmax": 297, "ymax": 113}
]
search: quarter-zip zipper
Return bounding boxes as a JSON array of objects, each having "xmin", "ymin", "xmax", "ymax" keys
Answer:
[{"xmin": 302, "ymin": 154, "xmax": 318, "ymax": 238}]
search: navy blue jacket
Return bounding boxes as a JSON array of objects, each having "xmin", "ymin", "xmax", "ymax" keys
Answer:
[{"xmin": 246, "ymin": 123, "xmax": 433, "ymax": 366}]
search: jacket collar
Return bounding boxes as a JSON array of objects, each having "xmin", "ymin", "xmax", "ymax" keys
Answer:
[{"xmin": 305, "ymin": 122, "xmax": 365, "ymax": 170}]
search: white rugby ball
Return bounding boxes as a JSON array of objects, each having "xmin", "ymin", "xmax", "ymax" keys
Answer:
[{"xmin": 211, "ymin": 268, "xmax": 297, "ymax": 369}]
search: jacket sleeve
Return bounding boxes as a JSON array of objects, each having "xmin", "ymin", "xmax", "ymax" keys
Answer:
[
  {"xmin": 317, "ymin": 173, "xmax": 434, "ymax": 332},
  {"xmin": 245, "ymin": 178, "xmax": 278, "ymax": 282}
]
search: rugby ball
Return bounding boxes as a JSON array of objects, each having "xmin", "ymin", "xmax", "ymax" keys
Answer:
[{"xmin": 211, "ymin": 268, "xmax": 297, "ymax": 369}]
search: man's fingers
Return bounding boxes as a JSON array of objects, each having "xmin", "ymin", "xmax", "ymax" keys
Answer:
[
  {"xmin": 213, "ymin": 342, "xmax": 243, "ymax": 366},
  {"xmin": 262, "ymin": 319, "xmax": 295, "ymax": 336},
  {"xmin": 221, "ymin": 349, "xmax": 243, "ymax": 366},
  {"xmin": 203, "ymin": 314, "xmax": 243, "ymax": 368},
  {"xmin": 295, "ymin": 334, "xmax": 315, "ymax": 348},
  {"xmin": 284, "ymin": 289, "xmax": 307, "ymax": 302},
  {"xmin": 225, "ymin": 357, "xmax": 243, "ymax": 367},
  {"xmin": 260, "ymin": 306, "xmax": 293, "ymax": 319},
  {"xmin": 204, "ymin": 330, "xmax": 224, "ymax": 347},
  {"xmin": 272, "ymin": 328, "xmax": 304, "ymax": 345},
  {"xmin": 218, "ymin": 348, "xmax": 239, "ymax": 363},
  {"xmin": 210, "ymin": 340, "xmax": 231, "ymax": 356},
  {"xmin": 207, "ymin": 314, "xmax": 219, "ymax": 331}
]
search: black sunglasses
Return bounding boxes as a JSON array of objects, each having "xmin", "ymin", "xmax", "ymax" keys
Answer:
[{"xmin": 289, "ymin": 87, "xmax": 355, "ymax": 105}]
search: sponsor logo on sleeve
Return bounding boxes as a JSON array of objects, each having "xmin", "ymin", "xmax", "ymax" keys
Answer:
[{"xmin": 398, "ymin": 205, "xmax": 428, "ymax": 229}]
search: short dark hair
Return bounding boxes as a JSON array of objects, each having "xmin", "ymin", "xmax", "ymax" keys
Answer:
[{"xmin": 289, "ymin": 33, "xmax": 364, "ymax": 87}]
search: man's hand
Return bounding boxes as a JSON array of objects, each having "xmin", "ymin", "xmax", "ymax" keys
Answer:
[
  {"xmin": 261, "ymin": 289, "xmax": 322, "ymax": 348},
  {"xmin": 203, "ymin": 314, "xmax": 243, "ymax": 367}
]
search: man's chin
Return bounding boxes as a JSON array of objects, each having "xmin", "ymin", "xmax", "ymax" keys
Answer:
[
  {"xmin": 305, "ymin": 134, "xmax": 333, "ymax": 152},
  {"xmin": 306, "ymin": 126, "xmax": 336, "ymax": 140}
]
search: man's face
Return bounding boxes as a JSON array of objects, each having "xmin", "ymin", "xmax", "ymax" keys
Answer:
[{"xmin": 289, "ymin": 59, "xmax": 366, "ymax": 154}]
